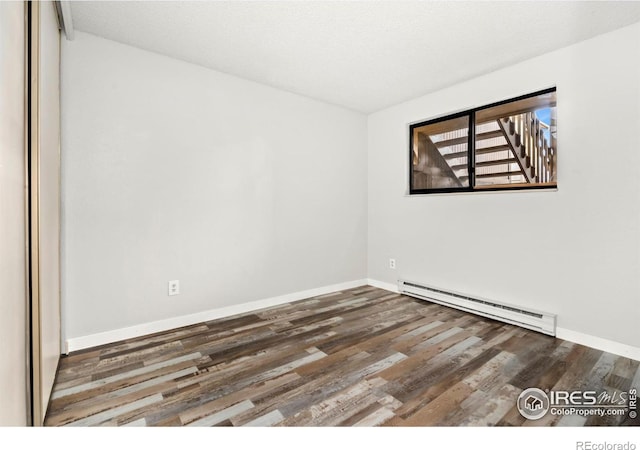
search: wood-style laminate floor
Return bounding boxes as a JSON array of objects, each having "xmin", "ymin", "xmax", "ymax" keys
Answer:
[{"xmin": 46, "ymin": 286, "xmax": 639, "ymax": 427}]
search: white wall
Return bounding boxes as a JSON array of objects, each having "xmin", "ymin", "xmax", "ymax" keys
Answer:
[
  {"xmin": 61, "ymin": 32, "xmax": 367, "ymax": 343},
  {"xmin": 368, "ymin": 23, "xmax": 640, "ymax": 349},
  {"xmin": 0, "ymin": 0, "xmax": 27, "ymax": 426}
]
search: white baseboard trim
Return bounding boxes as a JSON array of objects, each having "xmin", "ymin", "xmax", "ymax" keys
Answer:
[
  {"xmin": 556, "ymin": 327, "xmax": 640, "ymax": 362},
  {"xmin": 66, "ymin": 278, "xmax": 368, "ymax": 353},
  {"xmin": 368, "ymin": 278, "xmax": 640, "ymax": 361},
  {"xmin": 366, "ymin": 278, "xmax": 399, "ymax": 293},
  {"xmin": 66, "ymin": 277, "xmax": 640, "ymax": 362}
]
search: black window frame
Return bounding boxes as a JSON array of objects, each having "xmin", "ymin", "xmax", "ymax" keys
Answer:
[{"xmin": 409, "ymin": 87, "xmax": 557, "ymax": 195}]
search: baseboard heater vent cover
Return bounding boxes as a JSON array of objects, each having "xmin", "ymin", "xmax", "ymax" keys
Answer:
[{"xmin": 398, "ymin": 280, "xmax": 556, "ymax": 336}]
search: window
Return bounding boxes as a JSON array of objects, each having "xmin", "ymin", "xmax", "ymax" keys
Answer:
[{"xmin": 410, "ymin": 88, "xmax": 557, "ymax": 194}]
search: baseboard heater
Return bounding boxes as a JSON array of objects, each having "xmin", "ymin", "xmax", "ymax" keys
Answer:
[{"xmin": 398, "ymin": 279, "xmax": 556, "ymax": 336}]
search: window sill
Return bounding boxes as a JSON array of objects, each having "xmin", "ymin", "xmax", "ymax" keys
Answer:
[{"xmin": 405, "ymin": 186, "xmax": 558, "ymax": 197}]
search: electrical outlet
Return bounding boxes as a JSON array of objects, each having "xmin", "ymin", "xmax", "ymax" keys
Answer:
[
  {"xmin": 168, "ymin": 280, "xmax": 180, "ymax": 296},
  {"xmin": 389, "ymin": 259, "xmax": 396, "ymax": 269}
]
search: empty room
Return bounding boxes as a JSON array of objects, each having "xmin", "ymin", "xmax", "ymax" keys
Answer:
[{"xmin": 1, "ymin": 0, "xmax": 640, "ymax": 441}]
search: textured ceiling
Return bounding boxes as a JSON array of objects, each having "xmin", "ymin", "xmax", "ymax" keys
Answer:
[{"xmin": 70, "ymin": 1, "xmax": 640, "ymax": 113}]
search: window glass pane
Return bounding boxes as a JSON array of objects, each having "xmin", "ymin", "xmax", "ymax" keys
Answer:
[
  {"xmin": 475, "ymin": 91, "xmax": 557, "ymax": 187},
  {"xmin": 411, "ymin": 115, "xmax": 470, "ymax": 191}
]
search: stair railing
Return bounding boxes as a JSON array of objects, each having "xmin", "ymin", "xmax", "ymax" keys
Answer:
[{"xmin": 508, "ymin": 113, "xmax": 555, "ymax": 183}]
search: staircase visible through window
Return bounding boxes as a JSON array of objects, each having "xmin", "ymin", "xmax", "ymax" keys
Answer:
[{"xmin": 410, "ymin": 88, "xmax": 557, "ymax": 194}]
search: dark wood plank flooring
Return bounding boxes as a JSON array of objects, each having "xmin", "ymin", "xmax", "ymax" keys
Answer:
[{"xmin": 45, "ymin": 286, "xmax": 640, "ymax": 426}]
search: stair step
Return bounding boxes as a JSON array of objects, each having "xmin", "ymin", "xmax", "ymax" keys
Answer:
[
  {"xmin": 460, "ymin": 170, "xmax": 524, "ymax": 181},
  {"xmin": 451, "ymin": 158, "xmax": 517, "ymax": 171},
  {"xmin": 476, "ymin": 171, "xmax": 524, "ymax": 179},
  {"xmin": 433, "ymin": 130, "xmax": 504, "ymax": 148},
  {"xmin": 444, "ymin": 145, "xmax": 511, "ymax": 160}
]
